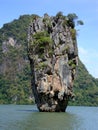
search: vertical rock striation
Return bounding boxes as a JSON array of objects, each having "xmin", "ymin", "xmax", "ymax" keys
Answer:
[{"xmin": 28, "ymin": 13, "xmax": 78, "ymax": 112}]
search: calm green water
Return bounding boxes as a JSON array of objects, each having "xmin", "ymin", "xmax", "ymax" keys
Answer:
[{"xmin": 0, "ymin": 105, "xmax": 98, "ymax": 130}]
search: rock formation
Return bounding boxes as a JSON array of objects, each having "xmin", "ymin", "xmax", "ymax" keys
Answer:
[{"xmin": 28, "ymin": 13, "xmax": 78, "ymax": 112}]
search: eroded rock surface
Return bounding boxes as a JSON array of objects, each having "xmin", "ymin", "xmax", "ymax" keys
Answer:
[{"xmin": 28, "ymin": 13, "xmax": 78, "ymax": 112}]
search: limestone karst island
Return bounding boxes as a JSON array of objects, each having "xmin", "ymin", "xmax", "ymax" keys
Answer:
[
  {"xmin": 28, "ymin": 12, "xmax": 80, "ymax": 112},
  {"xmin": 1, "ymin": 12, "xmax": 98, "ymax": 111}
]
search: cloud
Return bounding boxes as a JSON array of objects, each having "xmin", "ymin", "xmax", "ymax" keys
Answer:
[
  {"xmin": 79, "ymin": 46, "xmax": 88, "ymax": 55},
  {"xmin": 78, "ymin": 46, "xmax": 98, "ymax": 78},
  {"xmin": 78, "ymin": 46, "xmax": 89, "ymax": 64}
]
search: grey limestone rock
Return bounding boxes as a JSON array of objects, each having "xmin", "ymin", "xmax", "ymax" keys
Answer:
[{"xmin": 28, "ymin": 13, "xmax": 78, "ymax": 112}]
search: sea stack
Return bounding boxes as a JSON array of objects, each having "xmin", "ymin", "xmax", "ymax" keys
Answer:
[{"xmin": 28, "ymin": 12, "xmax": 78, "ymax": 112}]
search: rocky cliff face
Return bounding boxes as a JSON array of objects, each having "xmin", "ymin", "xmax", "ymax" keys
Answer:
[{"xmin": 28, "ymin": 13, "xmax": 78, "ymax": 112}]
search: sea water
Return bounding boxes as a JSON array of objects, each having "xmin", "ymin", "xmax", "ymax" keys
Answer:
[{"xmin": 0, "ymin": 105, "xmax": 98, "ymax": 130}]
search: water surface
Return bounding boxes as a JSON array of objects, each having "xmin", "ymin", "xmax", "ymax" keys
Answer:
[{"xmin": 0, "ymin": 105, "xmax": 98, "ymax": 130}]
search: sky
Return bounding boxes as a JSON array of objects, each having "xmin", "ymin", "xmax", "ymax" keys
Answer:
[{"xmin": 0, "ymin": 0, "xmax": 98, "ymax": 78}]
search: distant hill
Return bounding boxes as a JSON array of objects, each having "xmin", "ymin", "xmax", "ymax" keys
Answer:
[
  {"xmin": 0, "ymin": 14, "xmax": 98, "ymax": 105},
  {"xmin": 71, "ymin": 59, "xmax": 98, "ymax": 106}
]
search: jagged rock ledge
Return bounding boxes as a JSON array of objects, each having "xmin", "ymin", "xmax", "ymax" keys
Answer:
[{"xmin": 28, "ymin": 13, "xmax": 78, "ymax": 112}]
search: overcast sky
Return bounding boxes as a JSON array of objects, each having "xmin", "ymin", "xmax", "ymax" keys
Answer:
[{"xmin": 0, "ymin": 0, "xmax": 98, "ymax": 78}]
